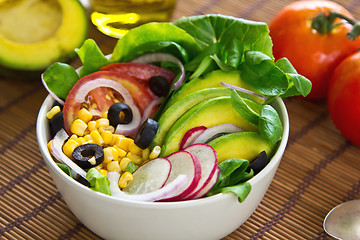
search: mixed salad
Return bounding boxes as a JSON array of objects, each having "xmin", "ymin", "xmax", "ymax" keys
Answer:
[{"xmin": 42, "ymin": 14, "xmax": 311, "ymax": 203}]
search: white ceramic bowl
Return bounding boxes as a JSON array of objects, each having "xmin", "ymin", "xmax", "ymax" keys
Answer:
[{"xmin": 36, "ymin": 94, "xmax": 289, "ymax": 240}]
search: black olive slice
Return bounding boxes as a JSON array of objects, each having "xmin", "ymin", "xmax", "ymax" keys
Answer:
[
  {"xmin": 246, "ymin": 151, "xmax": 268, "ymax": 175},
  {"xmin": 108, "ymin": 102, "xmax": 133, "ymax": 127},
  {"xmin": 149, "ymin": 76, "xmax": 170, "ymax": 97},
  {"xmin": 72, "ymin": 143, "xmax": 104, "ymax": 169},
  {"xmin": 49, "ymin": 111, "xmax": 64, "ymax": 138},
  {"xmin": 134, "ymin": 119, "xmax": 159, "ymax": 149}
]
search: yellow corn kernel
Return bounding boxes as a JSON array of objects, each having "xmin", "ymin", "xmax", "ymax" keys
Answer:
[
  {"xmin": 142, "ymin": 148, "xmax": 150, "ymax": 160},
  {"xmin": 90, "ymin": 130, "xmax": 104, "ymax": 146},
  {"xmin": 75, "ymin": 137, "xmax": 86, "ymax": 145},
  {"xmin": 129, "ymin": 141, "xmax": 142, "ymax": 156},
  {"xmin": 46, "ymin": 106, "xmax": 61, "ymax": 119},
  {"xmin": 116, "ymin": 137, "xmax": 133, "ymax": 152},
  {"xmin": 47, "ymin": 140, "xmax": 52, "ymax": 151},
  {"xmin": 103, "ymin": 147, "xmax": 115, "ymax": 163},
  {"xmin": 77, "ymin": 108, "xmax": 93, "ymax": 123},
  {"xmin": 94, "ymin": 163, "xmax": 103, "ymax": 170},
  {"xmin": 70, "ymin": 119, "xmax": 88, "ymax": 136},
  {"xmin": 69, "ymin": 134, "xmax": 78, "ymax": 141},
  {"xmin": 84, "ymin": 134, "xmax": 92, "ymax": 142},
  {"xmin": 63, "ymin": 139, "xmax": 80, "ymax": 158},
  {"xmin": 101, "ymin": 111, "xmax": 108, "ymax": 119},
  {"xmin": 96, "ymin": 118, "xmax": 109, "ymax": 129},
  {"xmin": 111, "ymin": 134, "xmax": 122, "ymax": 146},
  {"xmin": 87, "ymin": 120, "xmax": 97, "ymax": 132},
  {"xmin": 105, "ymin": 125, "xmax": 115, "ymax": 133},
  {"xmin": 101, "ymin": 130, "xmax": 113, "ymax": 145},
  {"xmin": 113, "ymin": 145, "xmax": 127, "ymax": 158},
  {"xmin": 99, "ymin": 169, "xmax": 108, "ymax": 176},
  {"xmin": 149, "ymin": 146, "xmax": 161, "ymax": 160},
  {"xmin": 118, "ymin": 172, "xmax": 133, "ymax": 188},
  {"xmin": 119, "ymin": 157, "xmax": 132, "ymax": 172},
  {"xmin": 107, "ymin": 160, "xmax": 121, "ymax": 172},
  {"xmin": 126, "ymin": 152, "xmax": 143, "ymax": 165}
]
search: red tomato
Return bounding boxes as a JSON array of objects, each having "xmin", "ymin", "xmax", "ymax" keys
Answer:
[
  {"xmin": 269, "ymin": 1, "xmax": 360, "ymax": 100},
  {"xmin": 328, "ymin": 51, "xmax": 360, "ymax": 146},
  {"xmin": 101, "ymin": 62, "xmax": 176, "ymax": 85},
  {"xmin": 63, "ymin": 71, "xmax": 154, "ymax": 134}
]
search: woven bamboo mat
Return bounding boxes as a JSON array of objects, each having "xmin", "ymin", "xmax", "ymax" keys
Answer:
[{"xmin": 1, "ymin": 0, "xmax": 360, "ymax": 239}]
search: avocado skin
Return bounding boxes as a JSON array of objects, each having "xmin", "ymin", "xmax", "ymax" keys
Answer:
[
  {"xmin": 208, "ymin": 132, "xmax": 274, "ymax": 164},
  {"xmin": 160, "ymin": 96, "xmax": 257, "ymax": 157}
]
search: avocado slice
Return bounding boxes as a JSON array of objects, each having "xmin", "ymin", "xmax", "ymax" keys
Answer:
[
  {"xmin": 160, "ymin": 96, "xmax": 257, "ymax": 157},
  {"xmin": 152, "ymin": 87, "xmax": 233, "ymax": 148},
  {"xmin": 0, "ymin": 0, "xmax": 88, "ymax": 72},
  {"xmin": 165, "ymin": 70, "xmax": 252, "ymax": 109},
  {"xmin": 208, "ymin": 132, "xmax": 273, "ymax": 164}
]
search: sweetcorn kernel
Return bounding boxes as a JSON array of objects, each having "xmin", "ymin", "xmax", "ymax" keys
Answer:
[
  {"xmin": 127, "ymin": 152, "xmax": 143, "ymax": 165},
  {"xmin": 99, "ymin": 169, "xmax": 108, "ymax": 176},
  {"xmin": 63, "ymin": 139, "xmax": 80, "ymax": 158},
  {"xmin": 103, "ymin": 147, "xmax": 116, "ymax": 163},
  {"xmin": 90, "ymin": 130, "xmax": 104, "ymax": 146},
  {"xmin": 46, "ymin": 106, "xmax": 61, "ymax": 119},
  {"xmin": 149, "ymin": 146, "xmax": 161, "ymax": 159},
  {"xmin": 87, "ymin": 121, "xmax": 97, "ymax": 132},
  {"xmin": 77, "ymin": 108, "xmax": 93, "ymax": 123},
  {"xmin": 96, "ymin": 118, "xmax": 109, "ymax": 128},
  {"xmin": 107, "ymin": 160, "xmax": 121, "ymax": 172},
  {"xmin": 119, "ymin": 157, "xmax": 132, "ymax": 172},
  {"xmin": 115, "ymin": 136, "xmax": 133, "ymax": 152},
  {"xmin": 101, "ymin": 130, "xmax": 113, "ymax": 145},
  {"xmin": 118, "ymin": 172, "xmax": 133, "ymax": 188},
  {"xmin": 71, "ymin": 119, "xmax": 88, "ymax": 136},
  {"xmin": 47, "ymin": 140, "xmax": 52, "ymax": 151},
  {"xmin": 129, "ymin": 141, "xmax": 142, "ymax": 156},
  {"xmin": 142, "ymin": 148, "xmax": 150, "ymax": 160},
  {"xmin": 113, "ymin": 145, "xmax": 127, "ymax": 158}
]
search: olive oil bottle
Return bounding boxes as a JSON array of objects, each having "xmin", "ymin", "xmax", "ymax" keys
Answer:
[{"xmin": 90, "ymin": 0, "xmax": 176, "ymax": 38}]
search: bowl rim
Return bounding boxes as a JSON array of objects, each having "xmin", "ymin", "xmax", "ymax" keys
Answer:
[{"xmin": 36, "ymin": 94, "xmax": 289, "ymax": 208}]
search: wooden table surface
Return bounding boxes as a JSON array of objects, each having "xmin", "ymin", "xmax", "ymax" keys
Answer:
[{"xmin": 1, "ymin": 0, "xmax": 360, "ymax": 239}]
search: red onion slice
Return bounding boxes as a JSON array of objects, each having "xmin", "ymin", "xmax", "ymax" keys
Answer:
[
  {"xmin": 114, "ymin": 101, "xmax": 142, "ymax": 136},
  {"xmin": 220, "ymin": 82, "xmax": 267, "ymax": 101},
  {"xmin": 108, "ymin": 171, "xmax": 188, "ymax": 202},
  {"xmin": 131, "ymin": 53, "xmax": 185, "ymax": 90},
  {"xmin": 41, "ymin": 74, "xmax": 65, "ymax": 105},
  {"xmin": 140, "ymin": 98, "xmax": 162, "ymax": 124},
  {"xmin": 51, "ymin": 129, "xmax": 87, "ymax": 179}
]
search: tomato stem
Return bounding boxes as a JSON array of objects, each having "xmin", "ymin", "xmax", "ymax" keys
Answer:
[{"xmin": 312, "ymin": 11, "xmax": 360, "ymax": 40}]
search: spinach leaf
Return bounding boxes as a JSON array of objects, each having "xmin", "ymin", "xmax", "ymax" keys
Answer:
[
  {"xmin": 259, "ymin": 104, "xmax": 283, "ymax": 145},
  {"xmin": 207, "ymin": 158, "xmax": 254, "ymax": 202},
  {"xmin": 86, "ymin": 168, "xmax": 111, "ymax": 195},
  {"xmin": 111, "ymin": 22, "xmax": 202, "ymax": 63},
  {"xmin": 231, "ymin": 90, "xmax": 261, "ymax": 126},
  {"xmin": 42, "ymin": 62, "xmax": 79, "ymax": 100},
  {"xmin": 76, "ymin": 39, "xmax": 110, "ymax": 77},
  {"xmin": 56, "ymin": 163, "xmax": 73, "ymax": 178}
]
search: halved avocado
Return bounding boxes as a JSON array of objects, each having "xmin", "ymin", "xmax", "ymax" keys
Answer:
[{"xmin": 0, "ymin": 0, "xmax": 88, "ymax": 73}]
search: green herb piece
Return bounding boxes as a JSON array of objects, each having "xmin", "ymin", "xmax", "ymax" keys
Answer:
[
  {"xmin": 56, "ymin": 163, "xmax": 73, "ymax": 178},
  {"xmin": 207, "ymin": 158, "xmax": 254, "ymax": 202},
  {"xmin": 76, "ymin": 39, "xmax": 110, "ymax": 77},
  {"xmin": 125, "ymin": 162, "xmax": 139, "ymax": 173},
  {"xmin": 86, "ymin": 168, "xmax": 111, "ymax": 195},
  {"xmin": 231, "ymin": 90, "xmax": 261, "ymax": 126},
  {"xmin": 42, "ymin": 62, "xmax": 79, "ymax": 100},
  {"xmin": 259, "ymin": 105, "xmax": 283, "ymax": 145}
]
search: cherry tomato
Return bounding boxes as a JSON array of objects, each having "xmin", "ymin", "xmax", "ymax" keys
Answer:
[
  {"xmin": 63, "ymin": 71, "xmax": 154, "ymax": 133},
  {"xmin": 269, "ymin": 1, "xmax": 360, "ymax": 100},
  {"xmin": 328, "ymin": 51, "xmax": 360, "ymax": 146},
  {"xmin": 101, "ymin": 62, "xmax": 176, "ymax": 86}
]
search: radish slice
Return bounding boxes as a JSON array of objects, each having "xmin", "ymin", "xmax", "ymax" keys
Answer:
[
  {"xmin": 41, "ymin": 74, "xmax": 65, "ymax": 105},
  {"xmin": 180, "ymin": 126, "xmax": 207, "ymax": 149},
  {"xmin": 131, "ymin": 53, "xmax": 185, "ymax": 90},
  {"xmin": 193, "ymin": 166, "xmax": 220, "ymax": 199},
  {"xmin": 123, "ymin": 158, "xmax": 171, "ymax": 194},
  {"xmin": 51, "ymin": 129, "xmax": 87, "ymax": 179},
  {"xmin": 108, "ymin": 171, "xmax": 188, "ymax": 202},
  {"xmin": 182, "ymin": 144, "xmax": 218, "ymax": 200},
  {"xmin": 160, "ymin": 151, "xmax": 201, "ymax": 201},
  {"xmin": 192, "ymin": 124, "xmax": 243, "ymax": 144},
  {"xmin": 220, "ymin": 82, "xmax": 267, "ymax": 101}
]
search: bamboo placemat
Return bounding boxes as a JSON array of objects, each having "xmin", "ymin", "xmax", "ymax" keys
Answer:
[{"xmin": 1, "ymin": 0, "xmax": 360, "ymax": 239}]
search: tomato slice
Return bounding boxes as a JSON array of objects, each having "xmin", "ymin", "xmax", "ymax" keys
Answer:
[
  {"xmin": 101, "ymin": 62, "xmax": 176, "ymax": 84},
  {"xmin": 63, "ymin": 71, "xmax": 154, "ymax": 134}
]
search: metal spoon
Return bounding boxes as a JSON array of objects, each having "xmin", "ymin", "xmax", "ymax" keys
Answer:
[{"xmin": 323, "ymin": 199, "xmax": 360, "ymax": 240}]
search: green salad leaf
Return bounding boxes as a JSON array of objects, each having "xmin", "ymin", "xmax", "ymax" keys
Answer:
[
  {"xmin": 76, "ymin": 39, "xmax": 110, "ymax": 77},
  {"xmin": 207, "ymin": 158, "xmax": 254, "ymax": 202},
  {"xmin": 42, "ymin": 62, "xmax": 79, "ymax": 100},
  {"xmin": 258, "ymin": 105, "xmax": 283, "ymax": 145},
  {"xmin": 56, "ymin": 163, "xmax": 73, "ymax": 177},
  {"xmin": 86, "ymin": 168, "xmax": 111, "ymax": 196}
]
